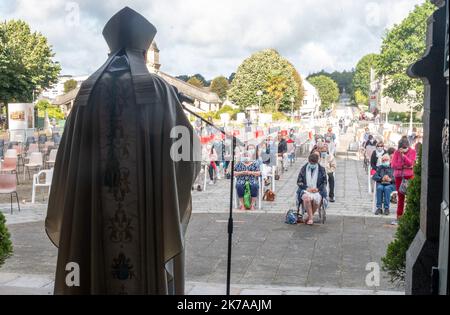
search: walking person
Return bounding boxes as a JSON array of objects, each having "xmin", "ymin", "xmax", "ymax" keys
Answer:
[
  {"xmin": 317, "ymin": 144, "xmax": 337, "ymax": 203},
  {"xmin": 373, "ymin": 154, "xmax": 396, "ymax": 216},
  {"xmin": 391, "ymin": 138, "xmax": 417, "ymax": 224},
  {"xmin": 324, "ymin": 127, "xmax": 337, "ymax": 156}
]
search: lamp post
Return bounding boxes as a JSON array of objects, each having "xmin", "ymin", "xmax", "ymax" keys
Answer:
[
  {"xmin": 407, "ymin": 90, "xmax": 417, "ymax": 134},
  {"xmin": 290, "ymin": 97, "xmax": 295, "ymax": 124}
]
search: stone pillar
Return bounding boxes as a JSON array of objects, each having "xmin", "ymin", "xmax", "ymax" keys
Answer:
[{"xmin": 406, "ymin": 2, "xmax": 448, "ymax": 295}]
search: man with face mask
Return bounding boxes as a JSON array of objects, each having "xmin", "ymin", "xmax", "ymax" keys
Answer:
[{"xmin": 372, "ymin": 154, "xmax": 396, "ymax": 216}]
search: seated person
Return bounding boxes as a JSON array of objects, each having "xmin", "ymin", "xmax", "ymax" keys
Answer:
[
  {"xmin": 372, "ymin": 154, "xmax": 396, "ymax": 216},
  {"xmin": 371, "ymin": 142, "xmax": 387, "ymax": 174},
  {"xmin": 297, "ymin": 154, "xmax": 328, "ymax": 225},
  {"xmin": 235, "ymin": 145, "xmax": 262, "ymax": 210}
]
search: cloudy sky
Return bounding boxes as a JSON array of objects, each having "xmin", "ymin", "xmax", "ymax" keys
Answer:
[{"xmin": 1, "ymin": 0, "xmax": 426, "ymax": 79}]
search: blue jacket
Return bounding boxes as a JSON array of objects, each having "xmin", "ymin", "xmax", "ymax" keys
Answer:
[
  {"xmin": 297, "ymin": 165, "xmax": 328, "ymax": 200},
  {"xmin": 372, "ymin": 165, "xmax": 395, "ymax": 185}
]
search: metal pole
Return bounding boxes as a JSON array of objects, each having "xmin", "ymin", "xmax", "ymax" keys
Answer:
[
  {"xmin": 226, "ymin": 136, "xmax": 236, "ymax": 295},
  {"xmin": 291, "ymin": 100, "xmax": 294, "ymax": 124},
  {"xmin": 410, "ymin": 105, "xmax": 414, "ymax": 134}
]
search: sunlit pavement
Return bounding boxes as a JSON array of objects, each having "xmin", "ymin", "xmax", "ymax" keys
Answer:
[{"xmin": 0, "ymin": 118, "xmax": 404, "ymax": 295}]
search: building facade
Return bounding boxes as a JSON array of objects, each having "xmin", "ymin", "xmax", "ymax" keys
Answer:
[{"xmin": 300, "ymin": 79, "xmax": 322, "ymax": 118}]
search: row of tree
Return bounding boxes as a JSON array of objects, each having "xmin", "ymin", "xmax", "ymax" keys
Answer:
[
  {"xmin": 179, "ymin": 49, "xmax": 344, "ymax": 113},
  {"xmin": 352, "ymin": 1, "xmax": 435, "ymax": 108},
  {"xmin": 175, "ymin": 73, "xmax": 233, "ymax": 100}
]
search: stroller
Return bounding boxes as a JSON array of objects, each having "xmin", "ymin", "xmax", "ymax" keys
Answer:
[{"xmin": 296, "ymin": 189, "xmax": 328, "ymax": 225}]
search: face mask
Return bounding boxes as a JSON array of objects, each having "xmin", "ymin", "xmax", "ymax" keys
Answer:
[
  {"xmin": 308, "ymin": 164, "xmax": 318, "ymax": 170},
  {"xmin": 321, "ymin": 152, "xmax": 328, "ymax": 159},
  {"xmin": 377, "ymin": 148, "xmax": 384, "ymax": 153},
  {"xmin": 241, "ymin": 157, "xmax": 250, "ymax": 163},
  {"xmin": 382, "ymin": 162, "xmax": 391, "ymax": 167},
  {"xmin": 248, "ymin": 150, "xmax": 256, "ymax": 157}
]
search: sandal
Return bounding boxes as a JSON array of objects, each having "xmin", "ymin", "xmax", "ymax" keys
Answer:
[{"xmin": 306, "ymin": 219, "xmax": 314, "ymax": 226}]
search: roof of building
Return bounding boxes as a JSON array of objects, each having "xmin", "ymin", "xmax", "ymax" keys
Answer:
[
  {"xmin": 158, "ymin": 72, "xmax": 221, "ymax": 104},
  {"xmin": 51, "ymin": 72, "xmax": 221, "ymax": 106},
  {"xmin": 52, "ymin": 87, "xmax": 80, "ymax": 106}
]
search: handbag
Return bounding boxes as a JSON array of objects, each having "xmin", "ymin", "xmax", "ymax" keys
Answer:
[
  {"xmin": 263, "ymin": 190, "xmax": 276, "ymax": 202},
  {"xmin": 399, "ymin": 167, "xmax": 410, "ymax": 196}
]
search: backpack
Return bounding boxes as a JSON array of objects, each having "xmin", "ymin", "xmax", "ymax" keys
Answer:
[
  {"xmin": 243, "ymin": 181, "xmax": 252, "ymax": 210},
  {"xmin": 285, "ymin": 210, "xmax": 298, "ymax": 225}
]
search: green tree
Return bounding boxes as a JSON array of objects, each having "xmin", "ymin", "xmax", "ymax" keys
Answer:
[
  {"xmin": 0, "ymin": 20, "xmax": 61, "ymax": 127},
  {"xmin": 353, "ymin": 54, "xmax": 379, "ymax": 99},
  {"xmin": 64, "ymin": 79, "xmax": 78, "ymax": 93},
  {"xmin": 265, "ymin": 71, "xmax": 289, "ymax": 112},
  {"xmin": 0, "ymin": 212, "xmax": 13, "ymax": 267},
  {"xmin": 376, "ymin": 1, "xmax": 435, "ymax": 106},
  {"xmin": 354, "ymin": 89, "xmax": 369, "ymax": 105},
  {"xmin": 210, "ymin": 76, "xmax": 229, "ymax": 100},
  {"xmin": 308, "ymin": 70, "xmax": 355, "ymax": 96},
  {"xmin": 187, "ymin": 76, "xmax": 204, "ymax": 88},
  {"xmin": 228, "ymin": 49, "xmax": 301, "ymax": 112},
  {"xmin": 192, "ymin": 74, "xmax": 208, "ymax": 86},
  {"xmin": 383, "ymin": 146, "xmax": 422, "ymax": 284},
  {"xmin": 175, "ymin": 75, "xmax": 190, "ymax": 82},
  {"xmin": 36, "ymin": 99, "xmax": 64, "ymax": 121},
  {"xmin": 308, "ymin": 75, "xmax": 340, "ymax": 110}
]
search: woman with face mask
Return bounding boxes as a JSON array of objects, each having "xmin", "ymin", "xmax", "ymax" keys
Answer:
[
  {"xmin": 391, "ymin": 139, "xmax": 417, "ymax": 223},
  {"xmin": 234, "ymin": 145, "xmax": 262, "ymax": 210},
  {"xmin": 297, "ymin": 154, "xmax": 328, "ymax": 225},
  {"xmin": 372, "ymin": 154, "xmax": 396, "ymax": 216},
  {"xmin": 370, "ymin": 142, "xmax": 387, "ymax": 174}
]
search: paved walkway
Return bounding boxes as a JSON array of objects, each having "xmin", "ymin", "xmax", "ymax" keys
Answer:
[
  {"xmin": 192, "ymin": 156, "xmax": 393, "ymax": 218},
  {"xmin": 0, "ymin": 120, "xmax": 403, "ymax": 295},
  {"xmin": 0, "ymin": 211, "xmax": 402, "ymax": 295}
]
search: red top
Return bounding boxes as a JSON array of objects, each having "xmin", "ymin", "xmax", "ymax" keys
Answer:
[{"xmin": 391, "ymin": 148, "xmax": 417, "ymax": 178}]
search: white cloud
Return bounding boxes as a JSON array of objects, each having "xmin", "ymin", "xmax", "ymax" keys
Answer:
[{"xmin": 1, "ymin": 0, "xmax": 427, "ymax": 78}]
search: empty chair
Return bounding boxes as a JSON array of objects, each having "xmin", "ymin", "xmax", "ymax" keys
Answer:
[
  {"xmin": 1, "ymin": 157, "xmax": 19, "ymax": 183},
  {"xmin": 46, "ymin": 149, "xmax": 58, "ymax": 168},
  {"xmin": 0, "ymin": 173, "xmax": 21, "ymax": 214},
  {"xmin": 5, "ymin": 149, "xmax": 18, "ymax": 159},
  {"xmin": 24, "ymin": 152, "xmax": 43, "ymax": 180},
  {"xmin": 8, "ymin": 141, "xmax": 19, "ymax": 150},
  {"xmin": 12, "ymin": 145, "xmax": 23, "ymax": 157},
  {"xmin": 27, "ymin": 143, "xmax": 39, "ymax": 154},
  {"xmin": 44, "ymin": 141, "xmax": 55, "ymax": 152},
  {"xmin": 32, "ymin": 168, "xmax": 54, "ymax": 204}
]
